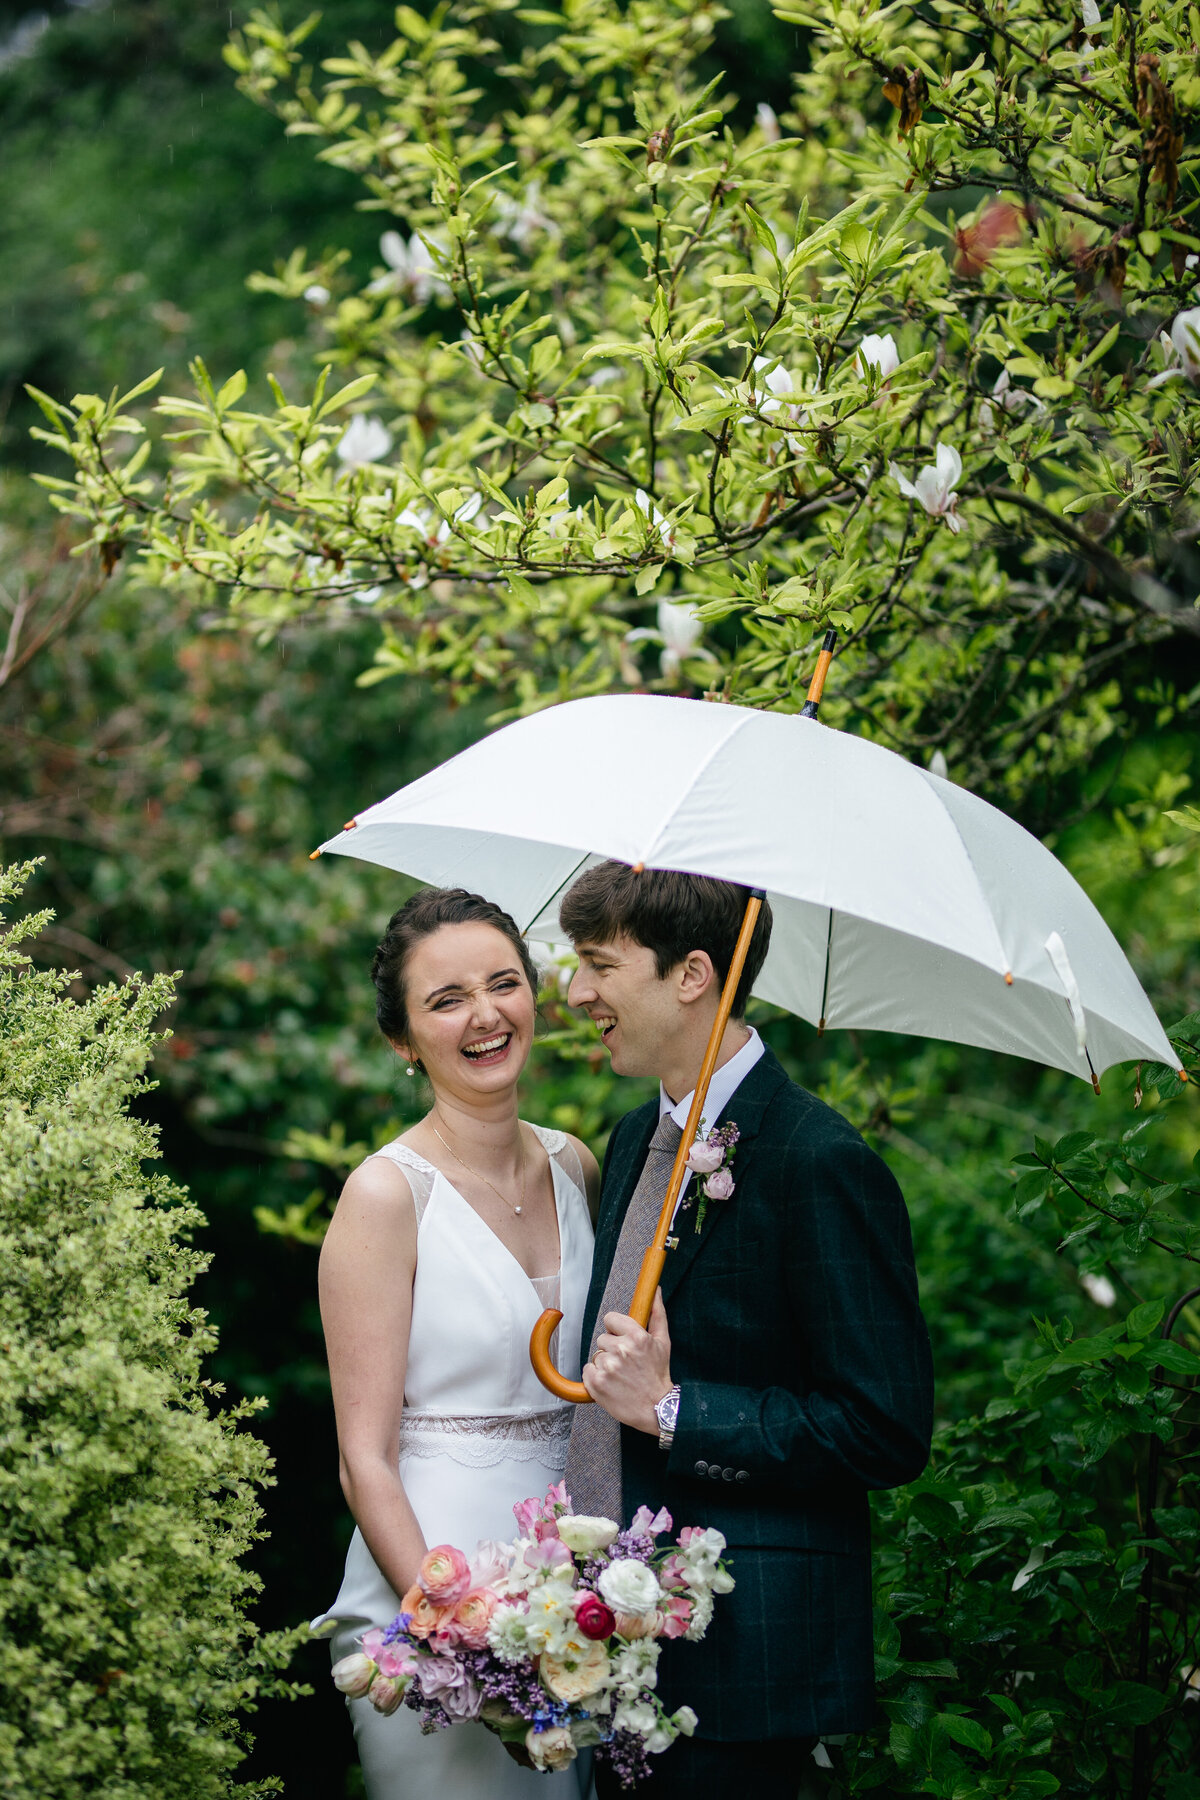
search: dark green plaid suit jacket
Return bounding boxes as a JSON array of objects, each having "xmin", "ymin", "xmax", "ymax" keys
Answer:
[{"xmin": 579, "ymin": 1044, "xmax": 933, "ymax": 1740}]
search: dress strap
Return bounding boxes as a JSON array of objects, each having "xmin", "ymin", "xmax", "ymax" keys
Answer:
[
  {"xmin": 526, "ymin": 1122, "xmax": 585, "ymax": 1199},
  {"xmin": 367, "ymin": 1142, "xmax": 437, "ymax": 1225}
]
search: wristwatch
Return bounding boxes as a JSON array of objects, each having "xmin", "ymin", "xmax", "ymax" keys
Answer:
[{"xmin": 655, "ymin": 1385, "xmax": 681, "ymax": 1451}]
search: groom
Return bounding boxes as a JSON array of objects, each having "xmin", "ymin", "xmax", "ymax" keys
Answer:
[{"xmin": 560, "ymin": 863, "xmax": 933, "ymax": 1798}]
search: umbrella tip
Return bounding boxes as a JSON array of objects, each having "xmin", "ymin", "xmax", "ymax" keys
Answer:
[
  {"xmin": 1005, "ymin": 971, "xmax": 1013, "ymax": 985},
  {"xmin": 309, "ymin": 849, "xmax": 322, "ymax": 860},
  {"xmin": 1180, "ymin": 1068, "xmax": 1190, "ymax": 1082},
  {"xmin": 343, "ymin": 818, "xmax": 358, "ymax": 831},
  {"xmin": 633, "ymin": 861, "xmax": 645, "ymax": 874},
  {"xmin": 1091, "ymin": 1072, "xmax": 1102, "ymax": 1096}
]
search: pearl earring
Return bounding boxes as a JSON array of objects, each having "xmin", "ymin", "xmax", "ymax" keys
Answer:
[{"xmin": 406, "ymin": 1062, "xmax": 415, "ymax": 1077}]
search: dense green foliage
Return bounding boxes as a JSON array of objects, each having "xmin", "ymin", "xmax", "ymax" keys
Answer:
[
  {"xmin": 0, "ymin": 862, "xmax": 301, "ymax": 1797},
  {"xmin": 2, "ymin": 0, "xmax": 1199, "ymax": 1794}
]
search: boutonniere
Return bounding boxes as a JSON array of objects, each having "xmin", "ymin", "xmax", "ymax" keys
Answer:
[{"xmin": 681, "ymin": 1120, "xmax": 740, "ymax": 1234}]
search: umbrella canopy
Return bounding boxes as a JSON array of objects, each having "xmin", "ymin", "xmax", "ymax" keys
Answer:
[{"xmin": 316, "ymin": 693, "xmax": 1179, "ymax": 1083}]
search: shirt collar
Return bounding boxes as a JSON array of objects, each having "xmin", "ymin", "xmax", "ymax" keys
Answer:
[{"xmin": 658, "ymin": 1026, "xmax": 764, "ymax": 1136}]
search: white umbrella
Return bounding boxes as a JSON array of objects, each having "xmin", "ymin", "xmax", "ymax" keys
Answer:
[{"xmin": 315, "ymin": 691, "xmax": 1180, "ymax": 1085}]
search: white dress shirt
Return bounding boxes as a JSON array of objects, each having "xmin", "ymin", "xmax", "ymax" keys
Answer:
[{"xmin": 659, "ymin": 1028, "xmax": 764, "ymax": 1224}]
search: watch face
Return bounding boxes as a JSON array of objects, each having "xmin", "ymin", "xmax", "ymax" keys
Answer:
[{"xmin": 657, "ymin": 1390, "xmax": 680, "ymax": 1431}]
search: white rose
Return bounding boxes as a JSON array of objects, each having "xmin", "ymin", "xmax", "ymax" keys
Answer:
[
  {"xmin": 526, "ymin": 1724, "xmax": 577, "ymax": 1771},
  {"xmin": 557, "ymin": 1514, "xmax": 620, "ymax": 1554},
  {"xmin": 598, "ymin": 1558, "xmax": 661, "ymax": 1616}
]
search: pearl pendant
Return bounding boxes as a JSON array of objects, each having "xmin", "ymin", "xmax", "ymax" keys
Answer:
[{"xmin": 514, "ymin": 1205, "xmax": 523, "ymax": 1215}]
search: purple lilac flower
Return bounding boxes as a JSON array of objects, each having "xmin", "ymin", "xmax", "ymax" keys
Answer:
[{"xmin": 602, "ymin": 1728, "xmax": 653, "ymax": 1790}]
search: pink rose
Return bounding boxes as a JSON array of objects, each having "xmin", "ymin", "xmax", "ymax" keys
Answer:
[
  {"xmin": 400, "ymin": 1583, "xmax": 454, "ymax": 1641},
  {"xmin": 417, "ymin": 1654, "xmax": 482, "ymax": 1719},
  {"xmin": 574, "ymin": 1592, "xmax": 617, "ymax": 1640},
  {"xmin": 703, "ymin": 1167, "xmax": 734, "ymax": 1200},
  {"xmin": 630, "ymin": 1504, "xmax": 673, "ymax": 1539},
  {"xmin": 418, "ymin": 1544, "xmax": 472, "ymax": 1605},
  {"xmin": 450, "ymin": 1587, "xmax": 499, "ymax": 1650},
  {"xmin": 687, "ymin": 1139, "xmax": 725, "ymax": 1174}
]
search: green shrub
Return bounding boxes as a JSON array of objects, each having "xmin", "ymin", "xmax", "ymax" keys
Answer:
[{"xmin": 0, "ymin": 862, "xmax": 299, "ymax": 1798}]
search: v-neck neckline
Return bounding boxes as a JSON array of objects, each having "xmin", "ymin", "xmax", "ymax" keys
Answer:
[{"xmin": 408, "ymin": 1128, "xmax": 566, "ymax": 1300}]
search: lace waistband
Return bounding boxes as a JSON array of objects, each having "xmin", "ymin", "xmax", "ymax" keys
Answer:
[{"xmin": 398, "ymin": 1407, "xmax": 572, "ymax": 1468}]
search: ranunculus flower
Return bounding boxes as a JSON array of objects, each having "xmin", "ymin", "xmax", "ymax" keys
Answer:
[
  {"xmin": 451, "ymin": 1587, "xmax": 499, "ymax": 1650},
  {"xmin": 599, "ymin": 1558, "xmax": 662, "ymax": 1616},
  {"xmin": 613, "ymin": 1609, "xmax": 658, "ymax": 1639},
  {"xmin": 888, "ymin": 442, "xmax": 963, "ymax": 533},
  {"xmin": 540, "ymin": 1639, "xmax": 611, "ymax": 1702},
  {"xmin": 703, "ymin": 1166, "xmax": 735, "ymax": 1200},
  {"xmin": 527, "ymin": 1724, "xmax": 577, "ymax": 1771},
  {"xmin": 331, "ymin": 1652, "xmax": 375, "ymax": 1697},
  {"xmin": 400, "ymin": 1583, "xmax": 454, "ymax": 1640},
  {"xmin": 557, "ymin": 1514, "xmax": 620, "ymax": 1555},
  {"xmin": 686, "ymin": 1138, "xmax": 724, "ymax": 1174},
  {"xmin": 574, "ymin": 1591, "xmax": 617, "ymax": 1640},
  {"xmin": 419, "ymin": 1544, "xmax": 472, "ymax": 1605},
  {"xmin": 367, "ymin": 1673, "xmax": 405, "ymax": 1715}
]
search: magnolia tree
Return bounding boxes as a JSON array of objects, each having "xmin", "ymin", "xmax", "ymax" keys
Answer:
[{"xmin": 27, "ymin": 0, "xmax": 1200, "ymax": 816}]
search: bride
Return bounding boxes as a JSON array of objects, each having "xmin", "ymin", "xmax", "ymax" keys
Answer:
[{"xmin": 314, "ymin": 887, "xmax": 598, "ymax": 1797}]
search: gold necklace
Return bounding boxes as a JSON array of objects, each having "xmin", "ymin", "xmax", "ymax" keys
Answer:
[{"xmin": 430, "ymin": 1118, "xmax": 529, "ymax": 1217}]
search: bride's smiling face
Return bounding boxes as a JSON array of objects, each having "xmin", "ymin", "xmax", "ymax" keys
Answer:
[{"xmin": 397, "ymin": 923, "xmax": 536, "ymax": 1098}]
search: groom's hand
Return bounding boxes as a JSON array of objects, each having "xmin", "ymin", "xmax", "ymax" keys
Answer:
[{"xmin": 583, "ymin": 1289, "xmax": 673, "ymax": 1434}]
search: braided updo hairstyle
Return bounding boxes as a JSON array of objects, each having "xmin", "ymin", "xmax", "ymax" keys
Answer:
[{"xmin": 371, "ymin": 888, "xmax": 540, "ymax": 1052}]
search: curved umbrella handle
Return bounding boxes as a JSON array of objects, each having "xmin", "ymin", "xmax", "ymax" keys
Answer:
[
  {"xmin": 529, "ymin": 1308, "xmax": 592, "ymax": 1404},
  {"xmin": 529, "ymin": 887, "xmax": 766, "ymax": 1405}
]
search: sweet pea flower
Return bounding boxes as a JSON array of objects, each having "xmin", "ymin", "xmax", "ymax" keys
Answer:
[
  {"xmin": 629, "ymin": 1503, "xmax": 673, "ymax": 1539},
  {"xmin": 368, "ymin": 229, "xmax": 451, "ymax": 304},
  {"xmin": 656, "ymin": 1595, "xmax": 694, "ymax": 1638},
  {"xmin": 1149, "ymin": 307, "xmax": 1200, "ymax": 386},
  {"xmin": 613, "ymin": 1698, "xmax": 659, "ymax": 1737},
  {"xmin": 331, "ymin": 1652, "xmax": 375, "ymax": 1697},
  {"xmin": 526, "ymin": 1725, "xmax": 577, "ymax": 1771},
  {"xmin": 360, "ymin": 1628, "xmax": 417, "ymax": 1682},
  {"xmin": 673, "ymin": 1705, "xmax": 698, "ymax": 1736},
  {"xmin": 523, "ymin": 1535, "xmax": 575, "ymax": 1576},
  {"xmin": 888, "ymin": 442, "xmax": 964, "ymax": 532},
  {"xmin": 686, "ymin": 1138, "xmax": 725, "ymax": 1175},
  {"xmin": 337, "ymin": 414, "xmax": 393, "ymax": 469},
  {"xmin": 854, "ymin": 332, "xmax": 900, "ymax": 382}
]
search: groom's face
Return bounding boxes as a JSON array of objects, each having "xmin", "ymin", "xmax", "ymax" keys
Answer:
[{"xmin": 566, "ymin": 934, "xmax": 681, "ymax": 1078}]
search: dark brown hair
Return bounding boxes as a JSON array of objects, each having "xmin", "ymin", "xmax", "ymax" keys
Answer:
[
  {"xmin": 371, "ymin": 888, "xmax": 539, "ymax": 1047},
  {"xmin": 558, "ymin": 863, "xmax": 772, "ymax": 1017}
]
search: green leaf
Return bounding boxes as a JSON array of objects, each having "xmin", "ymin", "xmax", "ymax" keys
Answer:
[
  {"xmin": 936, "ymin": 1712, "xmax": 992, "ymax": 1756},
  {"xmin": 634, "ymin": 564, "xmax": 660, "ymax": 596},
  {"xmin": 1125, "ymin": 1299, "xmax": 1165, "ymax": 1339},
  {"xmin": 1051, "ymin": 1131, "xmax": 1095, "ymax": 1163}
]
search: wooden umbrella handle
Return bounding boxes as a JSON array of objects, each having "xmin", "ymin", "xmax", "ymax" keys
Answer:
[{"xmin": 529, "ymin": 888, "xmax": 766, "ymax": 1404}]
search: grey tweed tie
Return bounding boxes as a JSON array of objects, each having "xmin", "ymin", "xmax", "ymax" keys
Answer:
[{"xmin": 565, "ymin": 1114, "xmax": 683, "ymax": 1524}]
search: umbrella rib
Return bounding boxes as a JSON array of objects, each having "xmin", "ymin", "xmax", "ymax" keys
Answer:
[
  {"xmin": 517, "ymin": 851, "xmax": 593, "ymax": 936},
  {"xmin": 818, "ymin": 908, "xmax": 834, "ymax": 1035},
  {"xmin": 636, "ymin": 708, "xmax": 752, "ymax": 869}
]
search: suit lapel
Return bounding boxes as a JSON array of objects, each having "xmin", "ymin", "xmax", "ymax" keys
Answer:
[{"xmin": 659, "ymin": 1047, "xmax": 789, "ymax": 1303}]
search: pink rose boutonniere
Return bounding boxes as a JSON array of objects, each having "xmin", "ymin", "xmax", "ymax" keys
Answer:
[{"xmin": 682, "ymin": 1121, "xmax": 740, "ymax": 1233}]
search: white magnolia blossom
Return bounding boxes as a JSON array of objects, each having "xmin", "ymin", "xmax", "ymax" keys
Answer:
[
  {"xmin": 626, "ymin": 598, "xmax": 715, "ymax": 680},
  {"xmin": 396, "ymin": 491, "xmax": 483, "ymax": 547},
  {"xmin": 888, "ymin": 441, "xmax": 964, "ymax": 533},
  {"xmin": 751, "ymin": 355, "xmax": 807, "ymax": 428},
  {"xmin": 634, "ymin": 487, "xmax": 675, "ymax": 547},
  {"xmin": 368, "ymin": 229, "xmax": 452, "ymax": 304},
  {"xmin": 979, "ymin": 368, "xmax": 1045, "ymax": 428},
  {"xmin": 1080, "ymin": 1270, "xmax": 1117, "ymax": 1307},
  {"xmin": 336, "ymin": 414, "xmax": 393, "ymax": 468},
  {"xmin": 929, "ymin": 749, "xmax": 949, "ymax": 779},
  {"xmin": 1149, "ymin": 307, "xmax": 1200, "ymax": 386},
  {"xmin": 586, "ymin": 364, "xmax": 621, "ymax": 387},
  {"xmin": 1182, "ymin": 1665, "xmax": 1200, "ymax": 1702},
  {"xmin": 303, "ymin": 282, "xmax": 330, "ymax": 306},
  {"xmin": 491, "ymin": 181, "xmax": 560, "ymax": 253},
  {"xmin": 1081, "ymin": 0, "xmax": 1101, "ymax": 27},
  {"xmin": 854, "ymin": 332, "xmax": 900, "ymax": 382},
  {"xmin": 1012, "ymin": 1544, "xmax": 1046, "ymax": 1592},
  {"xmin": 755, "ymin": 102, "xmax": 781, "ymax": 141}
]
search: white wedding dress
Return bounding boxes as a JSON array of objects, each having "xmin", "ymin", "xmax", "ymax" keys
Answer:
[{"xmin": 315, "ymin": 1125, "xmax": 595, "ymax": 1799}]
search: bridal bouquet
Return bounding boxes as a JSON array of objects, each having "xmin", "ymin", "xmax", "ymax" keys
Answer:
[{"xmin": 330, "ymin": 1482, "xmax": 734, "ymax": 1787}]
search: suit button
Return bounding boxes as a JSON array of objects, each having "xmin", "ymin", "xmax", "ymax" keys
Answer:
[
  {"xmin": 694, "ymin": 1461, "xmax": 708, "ymax": 1477},
  {"xmin": 722, "ymin": 1467, "xmax": 734, "ymax": 1481},
  {"xmin": 735, "ymin": 1470, "xmax": 749, "ymax": 1482},
  {"xmin": 708, "ymin": 1465, "xmax": 722, "ymax": 1480}
]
